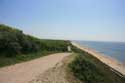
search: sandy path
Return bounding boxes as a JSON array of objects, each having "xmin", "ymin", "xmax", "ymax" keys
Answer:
[
  {"xmin": 0, "ymin": 53, "xmax": 71, "ymax": 83},
  {"xmin": 30, "ymin": 53, "xmax": 81, "ymax": 83},
  {"xmin": 71, "ymin": 42, "xmax": 125, "ymax": 76}
]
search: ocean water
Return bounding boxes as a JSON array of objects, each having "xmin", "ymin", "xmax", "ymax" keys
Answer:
[{"xmin": 75, "ymin": 41, "xmax": 125, "ymax": 63}]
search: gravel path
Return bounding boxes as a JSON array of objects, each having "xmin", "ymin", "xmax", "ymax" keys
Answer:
[{"xmin": 0, "ymin": 53, "xmax": 71, "ymax": 83}]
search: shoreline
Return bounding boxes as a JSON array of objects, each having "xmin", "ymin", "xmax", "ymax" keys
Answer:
[{"xmin": 71, "ymin": 42, "xmax": 125, "ymax": 77}]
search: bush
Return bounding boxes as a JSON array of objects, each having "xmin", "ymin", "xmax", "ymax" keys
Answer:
[
  {"xmin": 69, "ymin": 54, "xmax": 104, "ymax": 83},
  {"xmin": 6, "ymin": 42, "xmax": 22, "ymax": 57},
  {"xmin": 0, "ymin": 24, "xmax": 71, "ymax": 57}
]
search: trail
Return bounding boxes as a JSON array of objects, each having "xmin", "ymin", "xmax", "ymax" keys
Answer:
[{"xmin": 0, "ymin": 53, "xmax": 71, "ymax": 83}]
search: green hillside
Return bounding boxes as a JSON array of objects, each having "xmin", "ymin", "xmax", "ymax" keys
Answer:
[{"xmin": 0, "ymin": 24, "xmax": 70, "ymax": 67}]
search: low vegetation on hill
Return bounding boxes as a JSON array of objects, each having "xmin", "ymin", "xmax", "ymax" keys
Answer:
[
  {"xmin": 0, "ymin": 24, "xmax": 70, "ymax": 67},
  {"xmin": 69, "ymin": 47, "xmax": 125, "ymax": 83}
]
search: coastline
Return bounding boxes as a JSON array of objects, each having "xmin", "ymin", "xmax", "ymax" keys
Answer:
[{"xmin": 71, "ymin": 42, "xmax": 125, "ymax": 77}]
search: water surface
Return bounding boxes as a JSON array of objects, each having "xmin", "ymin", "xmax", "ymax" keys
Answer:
[{"xmin": 75, "ymin": 41, "xmax": 125, "ymax": 64}]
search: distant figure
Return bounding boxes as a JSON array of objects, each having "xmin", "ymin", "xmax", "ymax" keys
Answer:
[{"xmin": 67, "ymin": 46, "xmax": 71, "ymax": 52}]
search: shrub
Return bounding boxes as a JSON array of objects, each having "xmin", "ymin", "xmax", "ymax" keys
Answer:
[
  {"xmin": 0, "ymin": 24, "xmax": 71, "ymax": 57},
  {"xmin": 69, "ymin": 54, "xmax": 104, "ymax": 83}
]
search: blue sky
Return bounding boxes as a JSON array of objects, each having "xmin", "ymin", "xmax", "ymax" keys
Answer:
[{"xmin": 0, "ymin": 0, "xmax": 125, "ymax": 42}]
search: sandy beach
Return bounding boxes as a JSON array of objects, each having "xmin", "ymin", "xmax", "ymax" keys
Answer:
[{"xmin": 71, "ymin": 42, "xmax": 125, "ymax": 76}]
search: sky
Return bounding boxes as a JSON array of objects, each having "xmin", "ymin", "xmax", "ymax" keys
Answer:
[{"xmin": 0, "ymin": 0, "xmax": 125, "ymax": 42}]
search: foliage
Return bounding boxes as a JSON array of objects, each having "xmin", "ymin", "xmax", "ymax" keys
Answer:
[
  {"xmin": 0, "ymin": 24, "xmax": 70, "ymax": 57},
  {"xmin": 0, "ymin": 24, "xmax": 71, "ymax": 67},
  {"xmin": 69, "ymin": 54, "xmax": 104, "ymax": 83},
  {"xmin": 69, "ymin": 48, "xmax": 125, "ymax": 83}
]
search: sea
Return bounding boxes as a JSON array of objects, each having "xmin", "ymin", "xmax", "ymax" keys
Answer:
[{"xmin": 74, "ymin": 40, "xmax": 125, "ymax": 64}]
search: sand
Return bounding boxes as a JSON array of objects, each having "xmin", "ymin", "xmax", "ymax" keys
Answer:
[
  {"xmin": 0, "ymin": 53, "xmax": 72, "ymax": 83},
  {"xmin": 71, "ymin": 42, "xmax": 125, "ymax": 76}
]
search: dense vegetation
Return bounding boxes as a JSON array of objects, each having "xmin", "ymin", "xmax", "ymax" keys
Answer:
[
  {"xmin": 0, "ymin": 24, "xmax": 70, "ymax": 67},
  {"xmin": 69, "ymin": 47, "xmax": 125, "ymax": 83}
]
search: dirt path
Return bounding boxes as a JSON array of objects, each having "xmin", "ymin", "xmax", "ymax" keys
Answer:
[
  {"xmin": 30, "ymin": 53, "xmax": 81, "ymax": 83},
  {"xmin": 0, "ymin": 53, "xmax": 72, "ymax": 83}
]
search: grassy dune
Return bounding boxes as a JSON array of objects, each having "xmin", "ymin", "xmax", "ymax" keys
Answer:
[{"xmin": 69, "ymin": 46, "xmax": 125, "ymax": 83}]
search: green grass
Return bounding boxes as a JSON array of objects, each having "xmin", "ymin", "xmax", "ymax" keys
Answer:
[
  {"xmin": 0, "ymin": 51, "xmax": 58, "ymax": 67},
  {"xmin": 69, "ymin": 47, "xmax": 125, "ymax": 83}
]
